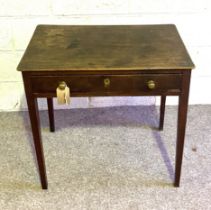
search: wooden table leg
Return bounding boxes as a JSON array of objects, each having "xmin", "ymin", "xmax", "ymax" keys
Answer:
[
  {"xmin": 159, "ymin": 95, "xmax": 166, "ymax": 130},
  {"xmin": 175, "ymin": 71, "xmax": 191, "ymax": 187},
  {"xmin": 26, "ymin": 96, "xmax": 48, "ymax": 189},
  {"xmin": 23, "ymin": 75, "xmax": 48, "ymax": 189},
  {"xmin": 47, "ymin": 98, "xmax": 55, "ymax": 132}
]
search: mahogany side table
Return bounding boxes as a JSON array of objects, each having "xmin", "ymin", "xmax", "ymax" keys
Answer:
[{"xmin": 17, "ymin": 24, "xmax": 194, "ymax": 189}]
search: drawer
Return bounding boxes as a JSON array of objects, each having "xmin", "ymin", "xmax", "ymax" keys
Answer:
[{"xmin": 30, "ymin": 73, "xmax": 182, "ymax": 95}]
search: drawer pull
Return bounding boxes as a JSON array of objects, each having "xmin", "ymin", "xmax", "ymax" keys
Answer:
[
  {"xmin": 104, "ymin": 78, "xmax": 110, "ymax": 88},
  {"xmin": 147, "ymin": 80, "xmax": 156, "ymax": 89},
  {"xmin": 58, "ymin": 81, "xmax": 67, "ymax": 90},
  {"xmin": 56, "ymin": 81, "xmax": 70, "ymax": 105}
]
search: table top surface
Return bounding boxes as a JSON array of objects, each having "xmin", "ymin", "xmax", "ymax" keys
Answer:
[{"xmin": 17, "ymin": 24, "xmax": 194, "ymax": 72}]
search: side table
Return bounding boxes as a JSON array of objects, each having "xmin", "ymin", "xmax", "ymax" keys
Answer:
[{"xmin": 17, "ymin": 24, "xmax": 194, "ymax": 189}]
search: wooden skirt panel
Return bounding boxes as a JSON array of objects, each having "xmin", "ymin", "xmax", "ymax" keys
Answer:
[{"xmin": 30, "ymin": 73, "xmax": 182, "ymax": 96}]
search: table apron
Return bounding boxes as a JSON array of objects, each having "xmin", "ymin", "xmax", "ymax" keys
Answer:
[
  {"xmin": 26, "ymin": 73, "xmax": 183, "ymax": 97},
  {"xmin": 32, "ymin": 91, "xmax": 180, "ymax": 98}
]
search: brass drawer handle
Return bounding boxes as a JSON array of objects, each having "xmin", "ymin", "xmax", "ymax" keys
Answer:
[
  {"xmin": 147, "ymin": 80, "xmax": 155, "ymax": 89},
  {"xmin": 104, "ymin": 78, "xmax": 110, "ymax": 88},
  {"xmin": 58, "ymin": 81, "xmax": 67, "ymax": 90},
  {"xmin": 56, "ymin": 81, "xmax": 70, "ymax": 104}
]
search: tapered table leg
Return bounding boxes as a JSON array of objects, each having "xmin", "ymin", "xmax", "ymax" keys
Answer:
[
  {"xmin": 174, "ymin": 71, "xmax": 191, "ymax": 187},
  {"xmin": 47, "ymin": 98, "xmax": 55, "ymax": 132},
  {"xmin": 26, "ymin": 96, "xmax": 48, "ymax": 189},
  {"xmin": 23, "ymin": 74, "xmax": 48, "ymax": 189},
  {"xmin": 159, "ymin": 95, "xmax": 166, "ymax": 130}
]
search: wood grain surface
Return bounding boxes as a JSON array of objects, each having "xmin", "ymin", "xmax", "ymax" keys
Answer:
[{"xmin": 17, "ymin": 24, "xmax": 194, "ymax": 71}]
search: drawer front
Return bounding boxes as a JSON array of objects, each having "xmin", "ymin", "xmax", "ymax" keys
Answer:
[{"xmin": 30, "ymin": 74, "xmax": 182, "ymax": 95}]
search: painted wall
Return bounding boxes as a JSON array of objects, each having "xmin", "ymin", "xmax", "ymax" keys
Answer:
[{"xmin": 0, "ymin": 0, "xmax": 210, "ymax": 111}]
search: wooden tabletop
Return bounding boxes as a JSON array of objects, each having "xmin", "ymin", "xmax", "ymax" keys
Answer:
[{"xmin": 17, "ymin": 24, "xmax": 194, "ymax": 71}]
